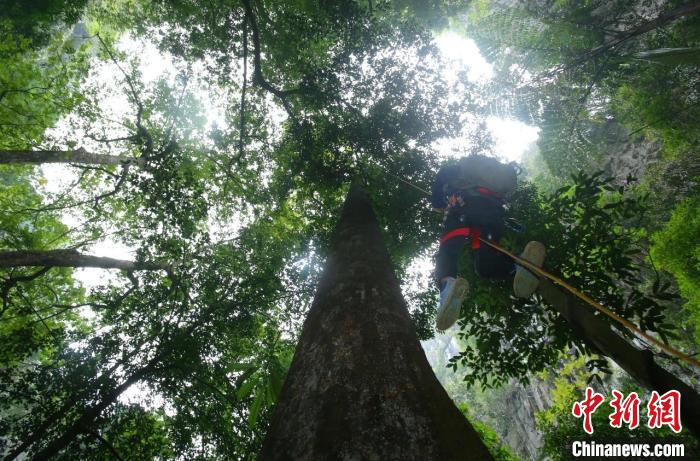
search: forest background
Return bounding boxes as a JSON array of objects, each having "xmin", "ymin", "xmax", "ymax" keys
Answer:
[{"xmin": 1, "ymin": 0, "xmax": 699, "ymax": 459}]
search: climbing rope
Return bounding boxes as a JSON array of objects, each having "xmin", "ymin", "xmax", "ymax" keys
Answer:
[{"xmin": 383, "ymin": 168, "xmax": 700, "ymax": 370}]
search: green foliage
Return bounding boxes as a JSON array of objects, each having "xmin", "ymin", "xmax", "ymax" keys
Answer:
[
  {"xmin": 0, "ymin": 0, "xmax": 88, "ymax": 48},
  {"xmin": 470, "ymin": 420, "xmax": 521, "ymax": 461},
  {"xmin": 468, "ymin": 0, "xmax": 700, "ymax": 179},
  {"xmin": 651, "ymin": 194, "xmax": 700, "ymax": 341},
  {"xmin": 0, "ymin": 165, "xmax": 85, "ymax": 365},
  {"xmin": 56, "ymin": 406, "xmax": 174, "ymax": 461},
  {"xmin": 0, "ymin": 26, "xmax": 89, "ymax": 149},
  {"xmin": 2, "ymin": 0, "xmax": 698, "ymax": 458},
  {"xmin": 458, "ymin": 403, "xmax": 521, "ymax": 461},
  {"xmin": 2, "ymin": 0, "xmax": 478, "ymax": 456}
]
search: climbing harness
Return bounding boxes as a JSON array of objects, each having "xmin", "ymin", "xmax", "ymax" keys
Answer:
[
  {"xmin": 441, "ymin": 227, "xmax": 483, "ymax": 249},
  {"xmin": 381, "ymin": 168, "xmax": 700, "ymax": 370}
]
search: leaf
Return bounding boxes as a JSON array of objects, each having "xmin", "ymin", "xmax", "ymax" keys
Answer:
[
  {"xmin": 228, "ymin": 362, "xmax": 257, "ymax": 372},
  {"xmin": 268, "ymin": 364, "xmax": 284, "ymax": 404},
  {"xmin": 248, "ymin": 390, "xmax": 264, "ymax": 428},
  {"xmin": 236, "ymin": 377, "xmax": 257, "ymax": 400}
]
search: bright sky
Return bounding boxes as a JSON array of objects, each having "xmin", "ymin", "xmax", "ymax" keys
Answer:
[{"xmin": 433, "ymin": 31, "xmax": 539, "ymax": 162}]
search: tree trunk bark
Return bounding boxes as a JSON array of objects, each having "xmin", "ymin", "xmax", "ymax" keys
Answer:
[
  {"xmin": 0, "ymin": 149, "xmax": 142, "ymax": 166},
  {"xmin": 0, "ymin": 249, "xmax": 165, "ymax": 271},
  {"xmin": 538, "ymin": 279, "xmax": 700, "ymax": 439},
  {"xmin": 260, "ymin": 185, "xmax": 493, "ymax": 460}
]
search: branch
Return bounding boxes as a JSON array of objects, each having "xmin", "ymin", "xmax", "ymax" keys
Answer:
[
  {"xmin": 1, "ymin": 266, "xmax": 51, "ymax": 315},
  {"xmin": 84, "ymin": 429, "xmax": 125, "ymax": 461},
  {"xmin": 85, "ymin": 133, "xmax": 138, "ymax": 144},
  {"xmin": 238, "ymin": 18, "xmax": 248, "ymax": 163},
  {"xmin": 10, "ymin": 162, "xmax": 133, "ymax": 215},
  {"xmin": 0, "ymin": 250, "xmax": 168, "ymax": 271},
  {"xmin": 241, "ymin": 0, "xmax": 301, "ymax": 119},
  {"xmin": 22, "ymin": 362, "xmax": 160, "ymax": 461},
  {"xmin": 2, "ymin": 336, "xmax": 168, "ymax": 461},
  {"xmin": 539, "ymin": 2, "xmax": 700, "ymax": 81},
  {"xmin": 0, "ymin": 148, "xmax": 143, "ymax": 166},
  {"xmin": 94, "ymin": 33, "xmax": 154, "ymax": 156}
]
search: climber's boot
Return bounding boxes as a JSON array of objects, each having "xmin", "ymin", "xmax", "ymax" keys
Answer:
[
  {"xmin": 513, "ymin": 241, "xmax": 546, "ymax": 298},
  {"xmin": 436, "ymin": 277, "xmax": 469, "ymax": 331}
]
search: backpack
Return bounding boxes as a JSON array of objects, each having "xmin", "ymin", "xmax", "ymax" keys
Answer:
[{"xmin": 446, "ymin": 155, "xmax": 518, "ymax": 198}]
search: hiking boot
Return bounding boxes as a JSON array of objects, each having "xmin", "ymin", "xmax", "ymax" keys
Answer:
[
  {"xmin": 513, "ymin": 241, "xmax": 546, "ymax": 298},
  {"xmin": 436, "ymin": 277, "xmax": 469, "ymax": 331}
]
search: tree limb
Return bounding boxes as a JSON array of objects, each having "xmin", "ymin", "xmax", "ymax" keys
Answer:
[
  {"xmin": 1, "ymin": 266, "xmax": 52, "ymax": 315},
  {"xmin": 238, "ymin": 18, "xmax": 248, "ymax": 164},
  {"xmin": 95, "ymin": 33, "xmax": 154, "ymax": 156},
  {"xmin": 0, "ymin": 250, "xmax": 167, "ymax": 271},
  {"xmin": 0, "ymin": 148, "xmax": 143, "ymax": 166},
  {"xmin": 84, "ymin": 429, "xmax": 125, "ymax": 461}
]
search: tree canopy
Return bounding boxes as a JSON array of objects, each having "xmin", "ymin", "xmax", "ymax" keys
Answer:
[{"xmin": 1, "ymin": 0, "xmax": 699, "ymax": 459}]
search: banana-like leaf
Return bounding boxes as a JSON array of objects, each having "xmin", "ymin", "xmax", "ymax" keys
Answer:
[
  {"xmin": 248, "ymin": 391, "xmax": 265, "ymax": 427},
  {"xmin": 236, "ymin": 376, "xmax": 257, "ymax": 400},
  {"xmin": 630, "ymin": 48, "xmax": 700, "ymax": 66}
]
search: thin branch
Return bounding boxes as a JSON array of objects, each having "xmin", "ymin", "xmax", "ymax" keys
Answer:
[
  {"xmin": 85, "ymin": 133, "xmax": 138, "ymax": 144},
  {"xmin": 16, "ymin": 287, "xmax": 58, "ymax": 340},
  {"xmin": 238, "ymin": 18, "xmax": 248, "ymax": 163},
  {"xmin": 10, "ymin": 162, "xmax": 132, "ymax": 215},
  {"xmin": 241, "ymin": 0, "xmax": 301, "ymax": 120},
  {"xmin": 84, "ymin": 429, "xmax": 125, "ymax": 461},
  {"xmin": 0, "ymin": 266, "xmax": 52, "ymax": 316},
  {"xmin": 161, "ymin": 70, "xmax": 191, "ymax": 153},
  {"xmin": 72, "ymin": 164, "xmax": 120, "ymax": 179},
  {"xmin": 94, "ymin": 33, "xmax": 154, "ymax": 156}
]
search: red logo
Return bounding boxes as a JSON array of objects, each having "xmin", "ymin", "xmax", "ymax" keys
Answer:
[
  {"xmin": 609, "ymin": 390, "xmax": 640, "ymax": 430},
  {"xmin": 647, "ymin": 390, "xmax": 682, "ymax": 433},
  {"xmin": 572, "ymin": 387, "xmax": 605, "ymax": 434}
]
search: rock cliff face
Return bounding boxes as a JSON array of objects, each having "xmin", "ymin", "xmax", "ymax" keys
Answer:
[
  {"xmin": 496, "ymin": 378, "xmax": 552, "ymax": 460},
  {"xmin": 593, "ymin": 120, "xmax": 662, "ymax": 184},
  {"xmin": 422, "ymin": 334, "xmax": 553, "ymax": 460}
]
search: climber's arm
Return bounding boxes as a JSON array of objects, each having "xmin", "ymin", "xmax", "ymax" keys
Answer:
[{"xmin": 431, "ymin": 164, "xmax": 458, "ymax": 211}]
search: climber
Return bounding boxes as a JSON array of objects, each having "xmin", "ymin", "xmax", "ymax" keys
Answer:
[{"xmin": 432, "ymin": 155, "xmax": 546, "ymax": 331}]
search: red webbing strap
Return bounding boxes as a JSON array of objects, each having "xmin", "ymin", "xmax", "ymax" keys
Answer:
[
  {"xmin": 470, "ymin": 228, "xmax": 481, "ymax": 249},
  {"xmin": 476, "ymin": 187, "xmax": 503, "ymax": 199},
  {"xmin": 440, "ymin": 227, "xmax": 483, "ymax": 249},
  {"xmin": 441, "ymin": 227, "xmax": 470, "ymax": 243}
]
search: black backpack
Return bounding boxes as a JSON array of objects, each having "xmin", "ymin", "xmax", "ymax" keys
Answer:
[{"xmin": 445, "ymin": 155, "xmax": 518, "ymax": 198}]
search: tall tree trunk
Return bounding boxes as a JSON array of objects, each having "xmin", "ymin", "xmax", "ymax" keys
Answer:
[
  {"xmin": 0, "ymin": 149, "xmax": 142, "ymax": 166},
  {"xmin": 538, "ymin": 279, "xmax": 700, "ymax": 439},
  {"xmin": 0, "ymin": 249, "xmax": 165, "ymax": 271},
  {"xmin": 260, "ymin": 185, "xmax": 493, "ymax": 460}
]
